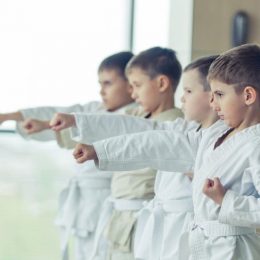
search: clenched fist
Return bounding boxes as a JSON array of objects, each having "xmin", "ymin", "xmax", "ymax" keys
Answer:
[
  {"xmin": 22, "ymin": 119, "xmax": 50, "ymax": 134},
  {"xmin": 49, "ymin": 113, "xmax": 76, "ymax": 131},
  {"xmin": 73, "ymin": 143, "xmax": 98, "ymax": 163},
  {"xmin": 202, "ymin": 177, "xmax": 226, "ymax": 205}
]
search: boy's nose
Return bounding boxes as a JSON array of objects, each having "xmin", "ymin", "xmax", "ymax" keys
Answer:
[
  {"xmin": 181, "ymin": 95, "xmax": 185, "ymax": 103},
  {"xmin": 210, "ymin": 99, "xmax": 220, "ymax": 112},
  {"xmin": 100, "ymin": 87, "xmax": 105, "ymax": 96},
  {"xmin": 131, "ymin": 90, "xmax": 137, "ymax": 100}
]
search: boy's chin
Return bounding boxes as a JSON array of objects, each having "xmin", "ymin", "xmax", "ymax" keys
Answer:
[
  {"xmin": 103, "ymin": 101, "xmax": 116, "ymax": 111},
  {"xmin": 104, "ymin": 104, "xmax": 117, "ymax": 112},
  {"xmin": 184, "ymin": 114, "xmax": 194, "ymax": 121}
]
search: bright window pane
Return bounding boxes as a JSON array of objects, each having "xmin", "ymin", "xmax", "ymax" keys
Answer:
[
  {"xmin": 133, "ymin": 0, "xmax": 170, "ymax": 53},
  {"xmin": 0, "ymin": 0, "xmax": 130, "ymax": 111},
  {"xmin": 0, "ymin": 1, "xmax": 130, "ymax": 259}
]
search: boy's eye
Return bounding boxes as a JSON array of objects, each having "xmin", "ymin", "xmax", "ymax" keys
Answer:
[
  {"xmin": 215, "ymin": 91, "xmax": 224, "ymax": 97},
  {"xmin": 185, "ymin": 89, "xmax": 192, "ymax": 94},
  {"xmin": 102, "ymin": 81, "xmax": 112, "ymax": 87}
]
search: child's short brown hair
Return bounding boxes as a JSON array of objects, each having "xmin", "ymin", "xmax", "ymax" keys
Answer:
[
  {"xmin": 208, "ymin": 44, "xmax": 260, "ymax": 93},
  {"xmin": 184, "ymin": 55, "xmax": 219, "ymax": 91},
  {"xmin": 125, "ymin": 47, "xmax": 182, "ymax": 92},
  {"xmin": 98, "ymin": 51, "xmax": 134, "ymax": 81}
]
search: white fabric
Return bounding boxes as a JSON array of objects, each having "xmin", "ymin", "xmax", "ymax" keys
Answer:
[
  {"xmin": 70, "ymin": 113, "xmax": 198, "ymax": 260},
  {"xmin": 134, "ymin": 172, "xmax": 194, "ymax": 260},
  {"xmin": 91, "ymin": 119, "xmax": 260, "ymax": 259},
  {"xmin": 71, "ymin": 113, "xmax": 195, "ymax": 144},
  {"xmin": 70, "ymin": 115, "xmax": 198, "ymax": 172},
  {"xmin": 73, "ymin": 108, "xmax": 183, "ymax": 259},
  {"xmin": 93, "ymin": 128, "xmax": 198, "ymax": 173},
  {"xmin": 17, "ymin": 101, "xmax": 105, "ymax": 141},
  {"xmin": 90, "ymin": 197, "xmax": 145, "ymax": 260},
  {"xmin": 16, "ymin": 101, "xmax": 137, "ymax": 260},
  {"xmin": 56, "ymin": 174, "xmax": 111, "ymax": 260},
  {"xmin": 134, "ymin": 118, "xmax": 197, "ymax": 260}
]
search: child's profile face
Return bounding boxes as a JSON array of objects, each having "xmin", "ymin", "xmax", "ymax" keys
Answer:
[
  {"xmin": 181, "ymin": 69, "xmax": 212, "ymax": 123},
  {"xmin": 98, "ymin": 69, "xmax": 133, "ymax": 111},
  {"xmin": 127, "ymin": 67, "xmax": 161, "ymax": 113},
  {"xmin": 210, "ymin": 80, "xmax": 246, "ymax": 128}
]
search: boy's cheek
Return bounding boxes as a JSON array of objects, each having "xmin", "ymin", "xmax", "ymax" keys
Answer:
[{"xmin": 183, "ymin": 105, "xmax": 193, "ymax": 119}]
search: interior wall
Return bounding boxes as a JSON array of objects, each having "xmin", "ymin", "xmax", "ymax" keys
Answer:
[
  {"xmin": 192, "ymin": 0, "xmax": 260, "ymax": 59},
  {"xmin": 168, "ymin": 0, "xmax": 194, "ymax": 107}
]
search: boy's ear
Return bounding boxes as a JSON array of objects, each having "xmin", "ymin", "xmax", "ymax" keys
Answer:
[
  {"xmin": 157, "ymin": 75, "xmax": 170, "ymax": 92},
  {"xmin": 243, "ymin": 86, "xmax": 257, "ymax": 105}
]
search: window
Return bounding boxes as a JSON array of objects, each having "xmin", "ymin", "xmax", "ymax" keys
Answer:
[
  {"xmin": 0, "ymin": 1, "xmax": 131, "ymax": 259},
  {"xmin": 132, "ymin": 0, "xmax": 171, "ymax": 53},
  {"xmin": 0, "ymin": 0, "xmax": 131, "ymax": 111}
]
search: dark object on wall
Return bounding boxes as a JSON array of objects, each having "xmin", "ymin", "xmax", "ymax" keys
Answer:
[{"xmin": 232, "ymin": 11, "xmax": 249, "ymax": 47}]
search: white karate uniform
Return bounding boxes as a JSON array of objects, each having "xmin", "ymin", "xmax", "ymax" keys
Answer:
[
  {"xmin": 78, "ymin": 118, "xmax": 260, "ymax": 260},
  {"xmin": 16, "ymin": 101, "xmax": 136, "ymax": 260},
  {"xmin": 70, "ymin": 114, "xmax": 198, "ymax": 260},
  {"xmin": 134, "ymin": 171, "xmax": 194, "ymax": 260},
  {"xmin": 88, "ymin": 108, "xmax": 184, "ymax": 260}
]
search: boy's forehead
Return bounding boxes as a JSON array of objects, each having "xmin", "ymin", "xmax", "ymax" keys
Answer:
[
  {"xmin": 127, "ymin": 67, "xmax": 150, "ymax": 80},
  {"xmin": 98, "ymin": 68, "xmax": 122, "ymax": 80},
  {"xmin": 182, "ymin": 69, "xmax": 200, "ymax": 82},
  {"xmin": 182, "ymin": 70, "xmax": 204, "ymax": 90},
  {"xmin": 210, "ymin": 80, "xmax": 230, "ymax": 91},
  {"xmin": 99, "ymin": 68, "xmax": 120, "ymax": 76}
]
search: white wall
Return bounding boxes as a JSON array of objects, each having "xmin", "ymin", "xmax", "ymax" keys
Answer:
[{"xmin": 169, "ymin": 0, "xmax": 194, "ymax": 107}]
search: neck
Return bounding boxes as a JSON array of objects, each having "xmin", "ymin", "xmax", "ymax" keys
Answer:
[
  {"xmin": 201, "ymin": 110, "xmax": 219, "ymax": 129},
  {"xmin": 224, "ymin": 105, "xmax": 260, "ymax": 140},
  {"xmin": 151, "ymin": 95, "xmax": 174, "ymax": 118},
  {"xmin": 235, "ymin": 107, "xmax": 260, "ymax": 132}
]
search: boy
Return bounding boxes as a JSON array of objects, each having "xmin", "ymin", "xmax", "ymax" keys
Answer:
[
  {"xmin": 50, "ymin": 47, "xmax": 183, "ymax": 260},
  {"xmin": 133, "ymin": 55, "xmax": 219, "ymax": 260},
  {"xmin": 0, "ymin": 51, "xmax": 135, "ymax": 260},
  {"xmin": 70, "ymin": 44, "xmax": 260, "ymax": 259},
  {"xmin": 51, "ymin": 55, "xmax": 219, "ymax": 260}
]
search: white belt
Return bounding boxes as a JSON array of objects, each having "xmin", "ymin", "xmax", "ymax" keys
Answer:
[
  {"xmin": 55, "ymin": 176, "xmax": 111, "ymax": 260},
  {"xmin": 90, "ymin": 197, "xmax": 146, "ymax": 260},
  {"xmin": 189, "ymin": 220, "xmax": 256, "ymax": 260},
  {"xmin": 134, "ymin": 197, "xmax": 193, "ymax": 260}
]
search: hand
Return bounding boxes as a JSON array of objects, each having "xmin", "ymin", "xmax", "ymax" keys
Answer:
[
  {"xmin": 22, "ymin": 119, "xmax": 50, "ymax": 134},
  {"xmin": 73, "ymin": 143, "xmax": 98, "ymax": 163},
  {"xmin": 202, "ymin": 177, "xmax": 226, "ymax": 205},
  {"xmin": 49, "ymin": 113, "xmax": 75, "ymax": 131}
]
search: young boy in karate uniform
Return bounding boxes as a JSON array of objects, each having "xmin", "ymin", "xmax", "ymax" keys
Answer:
[
  {"xmin": 50, "ymin": 55, "xmax": 220, "ymax": 260},
  {"xmin": 50, "ymin": 47, "xmax": 184, "ymax": 260},
  {"xmin": 67, "ymin": 44, "xmax": 260, "ymax": 260},
  {"xmin": 133, "ymin": 55, "xmax": 219, "ymax": 260},
  {"xmin": 0, "ymin": 52, "xmax": 135, "ymax": 260}
]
